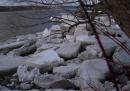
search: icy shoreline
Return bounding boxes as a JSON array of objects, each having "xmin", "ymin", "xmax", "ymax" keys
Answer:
[{"xmin": 0, "ymin": 15, "xmax": 130, "ymax": 91}]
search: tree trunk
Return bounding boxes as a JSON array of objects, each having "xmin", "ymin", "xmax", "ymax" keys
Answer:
[{"xmin": 102, "ymin": 0, "xmax": 130, "ymax": 37}]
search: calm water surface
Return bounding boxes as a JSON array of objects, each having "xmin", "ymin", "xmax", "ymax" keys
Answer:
[{"xmin": 0, "ymin": 9, "xmax": 65, "ymax": 41}]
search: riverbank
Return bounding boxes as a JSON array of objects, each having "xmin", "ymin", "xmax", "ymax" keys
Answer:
[{"xmin": 0, "ymin": 14, "xmax": 130, "ymax": 91}]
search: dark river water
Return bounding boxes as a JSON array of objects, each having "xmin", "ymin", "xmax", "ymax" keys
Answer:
[{"xmin": 0, "ymin": 8, "xmax": 74, "ymax": 41}]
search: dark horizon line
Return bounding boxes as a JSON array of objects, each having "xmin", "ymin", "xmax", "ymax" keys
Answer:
[
  {"xmin": 0, "ymin": 5, "xmax": 78, "ymax": 12},
  {"xmin": 0, "ymin": 6, "xmax": 50, "ymax": 12}
]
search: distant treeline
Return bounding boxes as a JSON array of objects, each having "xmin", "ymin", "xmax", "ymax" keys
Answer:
[{"xmin": 0, "ymin": 6, "xmax": 49, "ymax": 12}]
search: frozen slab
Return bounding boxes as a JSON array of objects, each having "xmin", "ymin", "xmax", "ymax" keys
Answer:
[
  {"xmin": 78, "ymin": 59, "xmax": 109, "ymax": 81},
  {"xmin": 25, "ymin": 49, "xmax": 64, "ymax": 72},
  {"xmin": 71, "ymin": 78, "xmax": 104, "ymax": 91},
  {"xmin": 113, "ymin": 49, "xmax": 130, "ymax": 66},
  {"xmin": 66, "ymin": 35, "xmax": 75, "ymax": 42},
  {"xmin": 76, "ymin": 35, "xmax": 96, "ymax": 45},
  {"xmin": 36, "ymin": 43, "xmax": 61, "ymax": 53},
  {"xmin": 0, "ymin": 55, "xmax": 26, "ymax": 75},
  {"xmin": 85, "ymin": 41, "xmax": 117, "ymax": 58},
  {"xmin": 56, "ymin": 42, "xmax": 81, "ymax": 59},
  {"xmin": 53, "ymin": 63, "xmax": 80, "ymax": 78},
  {"xmin": 8, "ymin": 40, "xmax": 37, "ymax": 56},
  {"xmin": 74, "ymin": 24, "xmax": 89, "ymax": 36},
  {"xmin": 50, "ymin": 25, "xmax": 61, "ymax": 31},
  {"xmin": 78, "ymin": 50, "xmax": 99, "ymax": 61},
  {"xmin": 42, "ymin": 28, "xmax": 51, "ymax": 37},
  {"xmin": 61, "ymin": 14, "xmax": 77, "ymax": 25},
  {"xmin": 17, "ymin": 65, "xmax": 40, "ymax": 82},
  {"xmin": 0, "ymin": 41, "xmax": 27, "ymax": 54},
  {"xmin": 16, "ymin": 34, "xmax": 36, "ymax": 42}
]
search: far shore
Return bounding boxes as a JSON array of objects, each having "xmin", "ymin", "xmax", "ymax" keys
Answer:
[{"xmin": 0, "ymin": 6, "xmax": 50, "ymax": 12}]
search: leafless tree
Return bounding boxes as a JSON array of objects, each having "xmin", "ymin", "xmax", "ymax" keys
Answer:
[
  {"xmin": 3, "ymin": 0, "xmax": 130, "ymax": 91},
  {"xmin": 100, "ymin": 0, "xmax": 130, "ymax": 37},
  {"xmin": 6, "ymin": 0, "xmax": 130, "ymax": 37}
]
